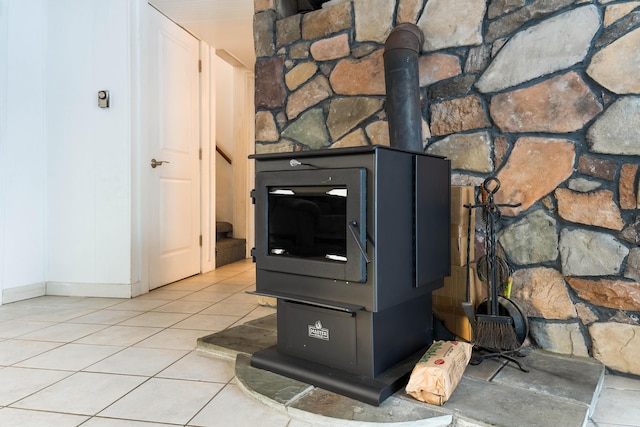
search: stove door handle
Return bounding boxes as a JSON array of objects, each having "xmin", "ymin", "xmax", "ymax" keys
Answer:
[{"xmin": 348, "ymin": 221, "xmax": 371, "ymax": 264}]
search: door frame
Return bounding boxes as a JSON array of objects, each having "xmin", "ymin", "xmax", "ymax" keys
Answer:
[{"xmin": 200, "ymin": 44, "xmax": 216, "ymax": 274}]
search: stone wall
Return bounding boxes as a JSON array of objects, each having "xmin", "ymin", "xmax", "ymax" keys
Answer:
[{"xmin": 252, "ymin": 0, "xmax": 640, "ymax": 376}]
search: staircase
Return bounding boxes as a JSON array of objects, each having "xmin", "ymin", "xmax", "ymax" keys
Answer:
[{"xmin": 216, "ymin": 222, "xmax": 247, "ymax": 267}]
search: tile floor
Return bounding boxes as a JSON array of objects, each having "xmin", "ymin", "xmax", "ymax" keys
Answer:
[{"xmin": 0, "ymin": 259, "xmax": 638, "ymax": 427}]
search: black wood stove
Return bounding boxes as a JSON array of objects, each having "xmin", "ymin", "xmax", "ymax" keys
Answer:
[
  {"xmin": 249, "ymin": 146, "xmax": 450, "ymax": 405},
  {"xmin": 249, "ymin": 23, "xmax": 451, "ymax": 405}
]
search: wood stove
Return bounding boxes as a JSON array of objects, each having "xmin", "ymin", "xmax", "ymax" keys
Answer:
[{"xmin": 249, "ymin": 145, "xmax": 450, "ymax": 405}]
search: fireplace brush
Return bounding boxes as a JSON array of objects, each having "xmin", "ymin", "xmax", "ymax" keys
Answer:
[{"xmin": 472, "ymin": 177, "xmax": 520, "ymax": 351}]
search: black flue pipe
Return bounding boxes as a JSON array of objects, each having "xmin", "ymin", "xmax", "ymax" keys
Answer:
[{"xmin": 383, "ymin": 23, "xmax": 425, "ymax": 153}]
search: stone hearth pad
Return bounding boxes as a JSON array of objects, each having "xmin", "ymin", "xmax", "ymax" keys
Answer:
[{"xmin": 198, "ymin": 314, "xmax": 604, "ymax": 426}]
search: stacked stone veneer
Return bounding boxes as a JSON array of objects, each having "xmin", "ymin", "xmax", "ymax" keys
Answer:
[{"xmin": 252, "ymin": 0, "xmax": 640, "ymax": 376}]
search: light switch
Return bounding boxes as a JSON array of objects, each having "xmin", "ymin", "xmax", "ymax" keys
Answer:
[{"xmin": 98, "ymin": 90, "xmax": 110, "ymax": 108}]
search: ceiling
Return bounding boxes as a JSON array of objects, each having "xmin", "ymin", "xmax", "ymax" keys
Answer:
[{"xmin": 148, "ymin": 0, "xmax": 256, "ymax": 68}]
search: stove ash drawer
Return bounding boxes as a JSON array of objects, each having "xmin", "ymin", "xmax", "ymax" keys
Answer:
[{"xmin": 278, "ymin": 300, "xmax": 358, "ymax": 370}]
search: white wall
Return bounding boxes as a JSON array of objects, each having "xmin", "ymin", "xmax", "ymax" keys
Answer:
[
  {"xmin": 0, "ymin": 0, "xmax": 6, "ymax": 301},
  {"xmin": 215, "ymin": 56, "xmax": 235, "ymax": 225},
  {"xmin": 0, "ymin": 0, "xmax": 137, "ymax": 303},
  {"xmin": 0, "ymin": 0, "xmax": 221, "ymax": 302},
  {"xmin": 45, "ymin": 0, "xmax": 133, "ymax": 295},
  {"xmin": 231, "ymin": 66, "xmax": 254, "ymax": 245},
  {"xmin": 213, "ymin": 54, "xmax": 254, "ymax": 253},
  {"xmin": 0, "ymin": 0, "xmax": 48, "ymax": 302},
  {"xmin": 184, "ymin": 19, "xmax": 254, "ymax": 69}
]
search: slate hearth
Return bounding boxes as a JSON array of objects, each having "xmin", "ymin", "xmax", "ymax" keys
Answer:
[{"xmin": 198, "ymin": 314, "xmax": 605, "ymax": 427}]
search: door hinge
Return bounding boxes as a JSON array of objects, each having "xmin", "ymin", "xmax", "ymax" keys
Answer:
[
  {"xmin": 199, "ymin": 148, "xmax": 202, "ymax": 160},
  {"xmin": 199, "ymin": 235, "xmax": 203, "ymax": 247},
  {"xmin": 198, "ymin": 60, "xmax": 202, "ymax": 72}
]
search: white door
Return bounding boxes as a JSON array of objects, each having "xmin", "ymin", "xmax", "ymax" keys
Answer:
[{"xmin": 147, "ymin": 6, "xmax": 201, "ymax": 289}]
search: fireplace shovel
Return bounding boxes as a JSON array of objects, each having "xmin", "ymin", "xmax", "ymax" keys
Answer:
[{"xmin": 461, "ymin": 203, "xmax": 476, "ymax": 326}]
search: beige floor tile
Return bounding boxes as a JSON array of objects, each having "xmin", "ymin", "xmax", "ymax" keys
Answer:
[
  {"xmin": 0, "ymin": 319, "xmax": 56, "ymax": 339},
  {"xmin": 136, "ymin": 289, "xmax": 194, "ymax": 301},
  {"xmin": 286, "ymin": 419, "xmax": 318, "ymax": 427},
  {"xmin": 107, "ymin": 299, "xmax": 170, "ymax": 312},
  {"xmin": 82, "ymin": 417, "xmax": 177, "ymax": 426},
  {"xmin": 119, "ymin": 312, "xmax": 191, "ymax": 328},
  {"xmin": 18, "ymin": 322, "xmax": 107, "ymax": 342},
  {"xmin": 22, "ymin": 307, "xmax": 96, "ymax": 322},
  {"xmin": 0, "ymin": 310, "xmax": 20, "ymax": 322},
  {"xmin": 199, "ymin": 302, "xmax": 258, "ymax": 316},
  {"xmin": 235, "ymin": 269, "xmax": 257, "ymax": 280},
  {"xmin": 0, "ymin": 339, "xmax": 62, "ymax": 366},
  {"xmin": 99, "ymin": 378, "xmax": 223, "ymax": 425},
  {"xmin": 8, "ymin": 295, "xmax": 86, "ymax": 308},
  {"xmin": 0, "ymin": 367, "xmax": 72, "ymax": 406},
  {"xmin": 166, "ymin": 276, "xmax": 222, "ymax": 287},
  {"xmin": 85, "ymin": 347, "xmax": 188, "ymax": 376},
  {"xmin": 170, "ymin": 314, "xmax": 239, "ymax": 331},
  {"xmin": 220, "ymin": 292, "xmax": 262, "ymax": 304},
  {"xmin": 12, "ymin": 371, "xmax": 146, "ymax": 415},
  {"xmin": 179, "ymin": 291, "xmax": 233, "ymax": 303},
  {"xmin": 249, "ymin": 305, "xmax": 277, "ymax": 318},
  {"xmin": 217, "ymin": 275, "xmax": 257, "ymax": 286},
  {"xmin": 66, "ymin": 298, "xmax": 127, "ymax": 310},
  {"xmin": 151, "ymin": 300, "xmax": 214, "ymax": 314},
  {"xmin": 232, "ymin": 307, "xmax": 277, "ymax": 327},
  {"xmin": 15, "ymin": 343, "xmax": 124, "ymax": 371},
  {"xmin": 0, "ymin": 408, "xmax": 89, "ymax": 426},
  {"xmin": 202, "ymin": 282, "xmax": 253, "ymax": 294},
  {"xmin": 591, "ymin": 386, "xmax": 640, "ymax": 425},
  {"xmin": 200, "ymin": 268, "xmax": 237, "ymax": 278},
  {"xmin": 75, "ymin": 325, "xmax": 162, "ymax": 346},
  {"xmin": 157, "ymin": 351, "xmax": 234, "ymax": 383},
  {"xmin": 212, "ymin": 260, "xmax": 254, "ymax": 273},
  {"xmin": 68, "ymin": 309, "xmax": 142, "ymax": 325},
  {"xmin": 201, "ymin": 263, "xmax": 252, "ymax": 278},
  {"xmin": 134, "ymin": 328, "xmax": 213, "ymax": 351},
  {"xmin": 602, "ymin": 374, "xmax": 640, "ymax": 391},
  {"xmin": 0, "ymin": 305, "xmax": 53, "ymax": 320},
  {"xmin": 189, "ymin": 383, "xmax": 290, "ymax": 427}
]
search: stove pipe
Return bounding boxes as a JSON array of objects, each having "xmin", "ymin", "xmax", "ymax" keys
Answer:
[{"xmin": 383, "ymin": 23, "xmax": 425, "ymax": 153}]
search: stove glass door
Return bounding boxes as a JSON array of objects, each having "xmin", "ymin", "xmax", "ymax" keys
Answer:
[{"xmin": 255, "ymin": 168, "xmax": 367, "ymax": 282}]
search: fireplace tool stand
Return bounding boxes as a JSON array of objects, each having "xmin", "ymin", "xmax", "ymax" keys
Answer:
[{"xmin": 463, "ymin": 177, "xmax": 529, "ymax": 373}]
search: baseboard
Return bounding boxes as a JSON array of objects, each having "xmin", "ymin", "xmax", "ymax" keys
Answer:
[
  {"xmin": 131, "ymin": 281, "xmax": 146, "ymax": 298},
  {"xmin": 46, "ymin": 282, "xmax": 132, "ymax": 299},
  {"xmin": 2, "ymin": 282, "xmax": 46, "ymax": 304}
]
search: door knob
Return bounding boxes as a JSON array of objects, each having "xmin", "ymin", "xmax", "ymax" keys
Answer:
[{"xmin": 150, "ymin": 158, "xmax": 170, "ymax": 168}]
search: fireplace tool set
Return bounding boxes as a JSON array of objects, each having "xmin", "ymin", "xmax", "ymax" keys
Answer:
[{"xmin": 463, "ymin": 177, "xmax": 529, "ymax": 372}]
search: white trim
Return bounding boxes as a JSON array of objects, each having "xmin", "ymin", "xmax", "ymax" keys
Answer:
[
  {"xmin": 131, "ymin": 281, "xmax": 145, "ymax": 298},
  {"xmin": 200, "ymin": 43, "xmax": 215, "ymax": 274},
  {"xmin": 3, "ymin": 282, "xmax": 46, "ymax": 304},
  {"xmin": 0, "ymin": 0, "xmax": 8, "ymax": 304},
  {"xmin": 245, "ymin": 69, "xmax": 255, "ymax": 255},
  {"xmin": 130, "ymin": 0, "xmax": 146, "ymax": 295},
  {"xmin": 46, "ymin": 282, "xmax": 132, "ymax": 299}
]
